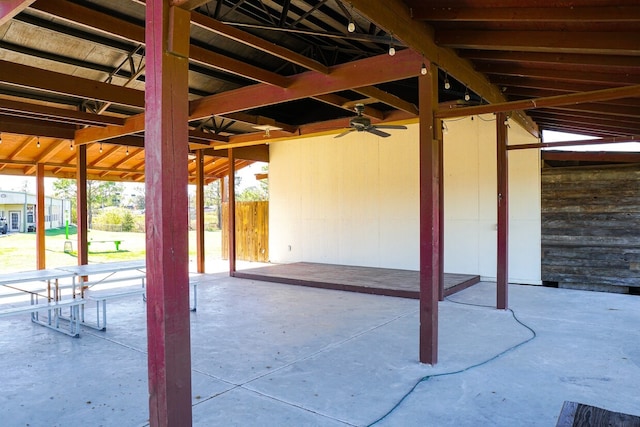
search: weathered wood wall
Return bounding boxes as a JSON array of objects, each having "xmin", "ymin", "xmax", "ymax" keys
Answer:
[
  {"xmin": 222, "ymin": 201, "xmax": 269, "ymax": 262},
  {"xmin": 541, "ymin": 164, "xmax": 640, "ymax": 290}
]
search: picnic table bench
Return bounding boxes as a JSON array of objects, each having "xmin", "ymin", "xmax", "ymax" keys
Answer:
[
  {"xmin": 0, "ymin": 268, "xmax": 82, "ymax": 336},
  {"xmin": 1, "ymin": 261, "xmax": 200, "ymax": 336},
  {"xmin": 87, "ymin": 239, "xmax": 123, "ymax": 251}
]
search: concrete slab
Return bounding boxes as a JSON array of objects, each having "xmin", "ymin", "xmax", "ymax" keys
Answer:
[{"xmin": 0, "ymin": 276, "xmax": 638, "ymax": 426}]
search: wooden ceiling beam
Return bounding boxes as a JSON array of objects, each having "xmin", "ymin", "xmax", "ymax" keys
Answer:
[
  {"xmin": 24, "ymin": 140, "xmax": 68, "ymax": 174},
  {"xmin": 312, "ymin": 94, "xmax": 385, "ymax": 120},
  {"xmin": 0, "ymin": 0, "xmax": 36, "ymax": 26},
  {"xmin": 436, "ymin": 84, "xmax": 640, "ymax": 119},
  {"xmin": 459, "ymin": 50, "xmax": 640, "ymax": 70},
  {"xmin": 52, "ymin": 151, "xmax": 77, "ymax": 174},
  {"xmin": 531, "ymin": 107, "xmax": 640, "ymax": 125},
  {"xmin": 542, "ymin": 152, "xmax": 640, "ymax": 163},
  {"xmin": 353, "ymin": 86, "xmax": 419, "ymax": 116},
  {"xmin": 535, "ymin": 120, "xmax": 632, "ymax": 137},
  {"xmin": 223, "ymin": 112, "xmax": 298, "ymax": 134},
  {"xmin": 220, "ymin": 109, "xmax": 416, "ymax": 149},
  {"xmin": 436, "ymin": 30, "xmax": 640, "ymax": 55},
  {"xmin": 505, "ymin": 88, "xmax": 640, "ymax": 108},
  {"xmin": 32, "ymin": 0, "xmax": 289, "ymax": 87},
  {"xmin": 173, "ymin": 0, "xmax": 213, "ymax": 10},
  {"xmin": 529, "ymin": 113, "xmax": 640, "ymax": 135},
  {"xmin": 189, "ymin": 45, "xmax": 289, "ymax": 87},
  {"xmin": 509, "ymin": 135, "xmax": 640, "ymax": 151},
  {"xmin": 31, "ymin": 0, "xmax": 145, "ymax": 44},
  {"xmin": 0, "ymin": 99, "xmax": 125, "ymax": 126},
  {"xmin": 478, "ymin": 64, "xmax": 640, "ymax": 85},
  {"xmin": 100, "ymin": 147, "xmax": 143, "ymax": 176},
  {"xmin": 190, "ymin": 13, "xmax": 329, "ymax": 74},
  {"xmin": 0, "ymin": 115, "xmax": 76, "ymax": 140},
  {"xmin": 3, "ymin": 136, "xmax": 35, "ymax": 161},
  {"xmin": 89, "ymin": 144, "xmax": 122, "ymax": 167},
  {"xmin": 190, "ymin": 49, "xmax": 422, "ymax": 121},
  {"xmin": 347, "ymin": 0, "xmax": 538, "ymax": 136},
  {"xmin": 547, "ymin": 103, "xmax": 640, "ymax": 119},
  {"xmin": 188, "ymin": 129, "xmax": 229, "ymax": 143},
  {"xmin": 0, "ymin": 60, "xmax": 145, "ymax": 108},
  {"xmin": 76, "ymin": 114, "xmax": 144, "ymax": 145},
  {"xmin": 414, "ymin": 6, "xmax": 640, "ymax": 22},
  {"xmin": 491, "ymin": 76, "xmax": 622, "ymax": 94}
]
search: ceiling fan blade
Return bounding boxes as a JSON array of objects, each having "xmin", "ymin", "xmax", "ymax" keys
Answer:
[
  {"xmin": 334, "ymin": 128, "xmax": 356, "ymax": 138},
  {"xmin": 373, "ymin": 125, "xmax": 407, "ymax": 130},
  {"xmin": 366, "ymin": 127, "xmax": 391, "ymax": 138}
]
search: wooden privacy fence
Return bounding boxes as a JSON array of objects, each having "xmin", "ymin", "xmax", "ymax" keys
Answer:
[
  {"xmin": 221, "ymin": 201, "xmax": 269, "ymax": 262},
  {"xmin": 541, "ymin": 163, "xmax": 640, "ymax": 291}
]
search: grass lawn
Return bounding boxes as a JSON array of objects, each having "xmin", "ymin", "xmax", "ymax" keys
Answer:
[{"xmin": 0, "ymin": 226, "xmax": 222, "ymax": 273}]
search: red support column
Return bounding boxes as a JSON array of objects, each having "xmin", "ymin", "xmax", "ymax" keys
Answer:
[
  {"xmin": 76, "ymin": 145, "xmax": 88, "ymax": 267},
  {"xmin": 436, "ymin": 118, "xmax": 445, "ymax": 302},
  {"xmin": 496, "ymin": 112, "xmax": 509, "ymax": 310},
  {"xmin": 144, "ymin": 2, "xmax": 192, "ymax": 426},
  {"xmin": 36, "ymin": 162, "xmax": 45, "ymax": 269},
  {"xmin": 195, "ymin": 150, "xmax": 205, "ymax": 274},
  {"xmin": 419, "ymin": 63, "xmax": 441, "ymax": 365},
  {"xmin": 228, "ymin": 149, "xmax": 236, "ymax": 275}
]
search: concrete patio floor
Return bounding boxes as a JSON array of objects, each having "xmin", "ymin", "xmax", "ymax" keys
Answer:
[{"xmin": 1, "ymin": 271, "xmax": 639, "ymax": 426}]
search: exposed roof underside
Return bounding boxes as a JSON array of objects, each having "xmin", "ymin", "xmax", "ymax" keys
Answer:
[{"xmin": 0, "ymin": 0, "xmax": 638, "ymax": 183}]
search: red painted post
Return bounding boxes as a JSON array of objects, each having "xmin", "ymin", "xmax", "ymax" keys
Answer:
[
  {"xmin": 36, "ymin": 162, "xmax": 45, "ymax": 269},
  {"xmin": 436, "ymin": 118, "xmax": 445, "ymax": 302},
  {"xmin": 195, "ymin": 150, "xmax": 205, "ymax": 274},
  {"xmin": 145, "ymin": 2, "xmax": 192, "ymax": 426},
  {"xmin": 419, "ymin": 63, "xmax": 440, "ymax": 365},
  {"xmin": 76, "ymin": 145, "xmax": 88, "ymax": 268},
  {"xmin": 228, "ymin": 148, "xmax": 236, "ymax": 275},
  {"xmin": 496, "ymin": 112, "xmax": 509, "ymax": 310}
]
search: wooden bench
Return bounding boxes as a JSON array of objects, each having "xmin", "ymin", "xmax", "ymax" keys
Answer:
[
  {"xmin": 87, "ymin": 240, "xmax": 123, "ymax": 251},
  {"xmin": 556, "ymin": 401, "xmax": 640, "ymax": 426},
  {"xmin": 0, "ymin": 297, "xmax": 85, "ymax": 337}
]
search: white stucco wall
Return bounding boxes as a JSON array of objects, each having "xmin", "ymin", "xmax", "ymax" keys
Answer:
[
  {"xmin": 443, "ymin": 115, "xmax": 541, "ymax": 284},
  {"xmin": 269, "ymin": 116, "xmax": 541, "ymax": 284}
]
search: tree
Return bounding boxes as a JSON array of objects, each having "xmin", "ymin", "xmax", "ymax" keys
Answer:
[
  {"xmin": 52, "ymin": 178, "xmax": 124, "ymax": 227},
  {"xmin": 236, "ymin": 165, "xmax": 268, "ymax": 201}
]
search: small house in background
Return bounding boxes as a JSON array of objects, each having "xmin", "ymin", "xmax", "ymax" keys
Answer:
[{"xmin": 0, "ymin": 190, "xmax": 71, "ymax": 233}]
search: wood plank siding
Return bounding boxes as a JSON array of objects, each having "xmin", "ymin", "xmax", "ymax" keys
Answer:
[
  {"xmin": 222, "ymin": 201, "xmax": 269, "ymax": 263},
  {"xmin": 541, "ymin": 164, "xmax": 640, "ymax": 291}
]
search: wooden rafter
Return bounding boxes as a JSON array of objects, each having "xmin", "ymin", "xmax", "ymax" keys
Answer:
[
  {"xmin": 0, "ymin": 115, "xmax": 78, "ymax": 140},
  {"xmin": 32, "ymin": 0, "xmax": 291, "ymax": 87},
  {"xmin": 75, "ymin": 49, "xmax": 422, "ymax": 145},
  {"xmin": 413, "ymin": 6, "xmax": 640, "ymax": 22},
  {"xmin": 190, "ymin": 49, "xmax": 421, "ymax": 120},
  {"xmin": 24, "ymin": 140, "xmax": 67, "ymax": 174},
  {"xmin": 459, "ymin": 51, "xmax": 640, "ymax": 71},
  {"xmin": 0, "ymin": 0, "xmax": 36, "ymax": 26},
  {"xmin": 0, "ymin": 60, "xmax": 145, "ymax": 108},
  {"xmin": 353, "ymin": 86, "xmax": 419, "ymax": 115},
  {"xmin": 478, "ymin": 64, "xmax": 640, "ymax": 86},
  {"xmin": 312, "ymin": 93, "xmax": 385, "ymax": 120},
  {"xmin": 190, "ymin": 13, "xmax": 330, "ymax": 74},
  {"xmin": 436, "ymin": 84, "xmax": 640, "ymax": 119},
  {"xmin": 437, "ymin": 30, "xmax": 640, "ymax": 55},
  {"xmin": 0, "ymin": 99, "xmax": 126, "ymax": 126}
]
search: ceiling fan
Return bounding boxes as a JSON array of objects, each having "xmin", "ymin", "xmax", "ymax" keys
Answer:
[{"xmin": 335, "ymin": 103, "xmax": 407, "ymax": 138}]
